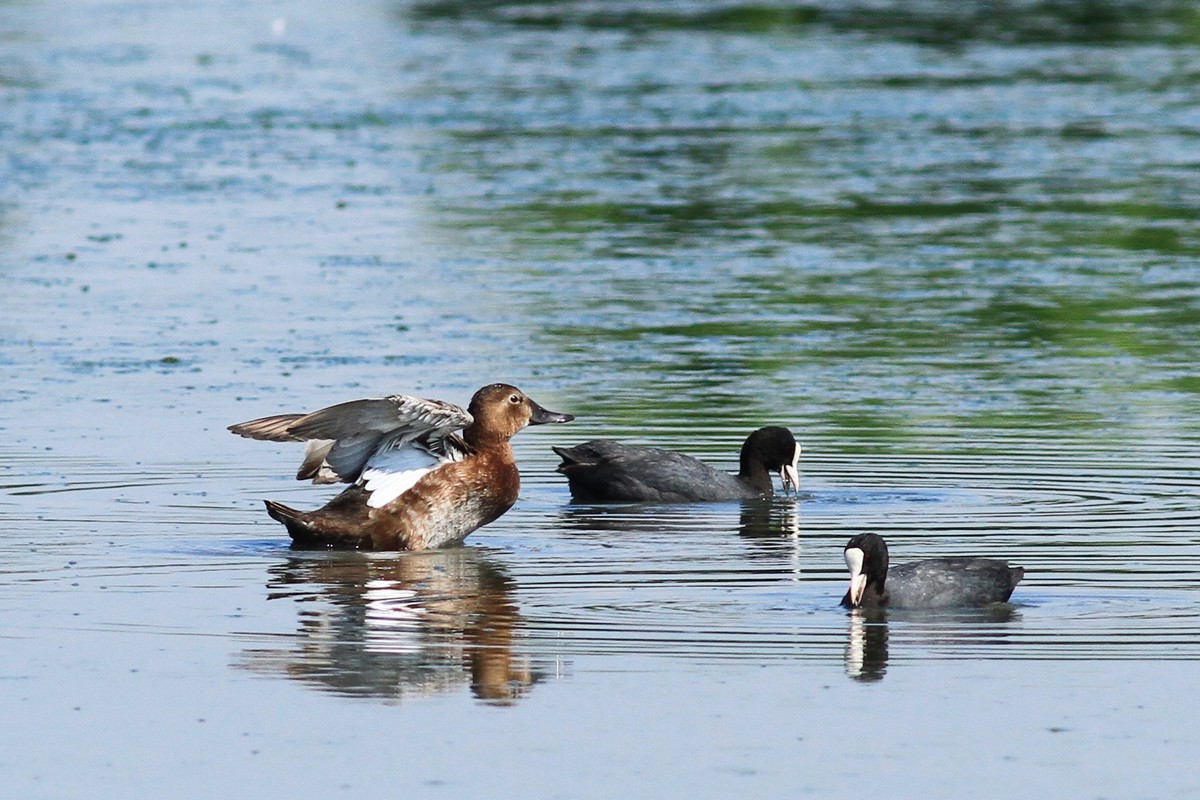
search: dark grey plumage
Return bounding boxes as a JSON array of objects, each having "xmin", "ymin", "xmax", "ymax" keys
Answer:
[
  {"xmin": 552, "ymin": 426, "xmax": 800, "ymax": 502},
  {"xmin": 841, "ymin": 533, "xmax": 1024, "ymax": 610}
]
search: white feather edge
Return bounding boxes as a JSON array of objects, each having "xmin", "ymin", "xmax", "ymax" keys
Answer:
[{"xmin": 360, "ymin": 447, "xmax": 440, "ymax": 509}]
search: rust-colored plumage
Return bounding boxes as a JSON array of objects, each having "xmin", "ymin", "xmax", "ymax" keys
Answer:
[{"xmin": 231, "ymin": 384, "xmax": 573, "ymax": 550}]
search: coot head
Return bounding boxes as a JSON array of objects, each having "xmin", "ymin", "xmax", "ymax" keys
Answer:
[
  {"xmin": 740, "ymin": 426, "xmax": 801, "ymax": 494},
  {"xmin": 843, "ymin": 533, "xmax": 889, "ymax": 608}
]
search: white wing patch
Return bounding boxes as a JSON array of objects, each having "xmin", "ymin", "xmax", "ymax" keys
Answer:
[{"xmin": 360, "ymin": 447, "xmax": 442, "ymax": 509}]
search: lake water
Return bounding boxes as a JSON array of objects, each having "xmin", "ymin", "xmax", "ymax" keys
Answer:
[{"xmin": 2, "ymin": 0, "xmax": 1199, "ymax": 796}]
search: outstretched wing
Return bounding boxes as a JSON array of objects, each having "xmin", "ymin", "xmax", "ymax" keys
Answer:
[
  {"xmin": 358, "ymin": 429, "xmax": 472, "ymax": 508},
  {"xmin": 228, "ymin": 413, "xmax": 307, "ymax": 442},
  {"xmin": 285, "ymin": 396, "xmax": 472, "ymax": 442},
  {"xmin": 229, "ymin": 395, "xmax": 473, "ymax": 484}
]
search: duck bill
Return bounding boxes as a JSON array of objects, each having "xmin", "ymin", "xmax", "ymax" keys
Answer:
[
  {"xmin": 845, "ymin": 546, "xmax": 867, "ymax": 607},
  {"xmin": 529, "ymin": 401, "xmax": 574, "ymax": 425}
]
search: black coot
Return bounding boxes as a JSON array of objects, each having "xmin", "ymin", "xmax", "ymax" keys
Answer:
[
  {"xmin": 552, "ymin": 426, "xmax": 800, "ymax": 502},
  {"xmin": 841, "ymin": 533, "xmax": 1024, "ymax": 610}
]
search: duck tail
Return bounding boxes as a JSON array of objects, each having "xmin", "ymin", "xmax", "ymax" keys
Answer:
[
  {"xmin": 265, "ymin": 501, "xmax": 302, "ymax": 525},
  {"xmin": 263, "ymin": 497, "xmax": 373, "ymax": 549},
  {"xmin": 264, "ymin": 499, "xmax": 320, "ymax": 542}
]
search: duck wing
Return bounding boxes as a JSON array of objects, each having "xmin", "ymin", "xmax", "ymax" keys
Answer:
[
  {"xmin": 228, "ymin": 413, "xmax": 307, "ymax": 442},
  {"xmin": 358, "ymin": 429, "xmax": 471, "ymax": 509},
  {"xmin": 285, "ymin": 395, "xmax": 472, "ymax": 442},
  {"xmin": 230, "ymin": 395, "xmax": 473, "ymax": 484}
]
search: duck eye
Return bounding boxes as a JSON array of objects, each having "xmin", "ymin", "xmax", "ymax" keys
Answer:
[{"xmin": 509, "ymin": 394, "xmax": 521, "ymax": 404}]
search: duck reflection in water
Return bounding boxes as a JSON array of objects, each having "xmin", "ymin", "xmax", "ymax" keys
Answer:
[{"xmin": 234, "ymin": 548, "xmax": 545, "ymax": 705}]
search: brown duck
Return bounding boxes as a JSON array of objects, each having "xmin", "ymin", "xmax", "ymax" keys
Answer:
[{"xmin": 229, "ymin": 383, "xmax": 573, "ymax": 550}]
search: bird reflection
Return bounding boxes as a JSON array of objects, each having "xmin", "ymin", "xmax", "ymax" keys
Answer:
[
  {"xmin": 554, "ymin": 496, "xmax": 802, "ymax": 542},
  {"xmin": 234, "ymin": 547, "xmax": 542, "ymax": 705},
  {"xmin": 737, "ymin": 497, "xmax": 800, "ymax": 540},
  {"xmin": 844, "ymin": 611, "xmax": 889, "ymax": 682},
  {"xmin": 554, "ymin": 497, "xmax": 805, "ymax": 577},
  {"xmin": 843, "ymin": 604, "xmax": 1023, "ymax": 682},
  {"xmin": 738, "ymin": 498, "xmax": 805, "ymax": 576},
  {"xmin": 553, "ymin": 501, "xmax": 697, "ymax": 533}
]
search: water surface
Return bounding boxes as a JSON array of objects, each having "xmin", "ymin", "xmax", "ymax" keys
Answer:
[{"xmin": 2, "ymin": 0, "xmax": 1199, "ymax": 797}]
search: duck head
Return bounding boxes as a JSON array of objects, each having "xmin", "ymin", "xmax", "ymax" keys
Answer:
[{"xmin": 465, "ymin": 384, "xmax": 574, "ymax": 447}]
